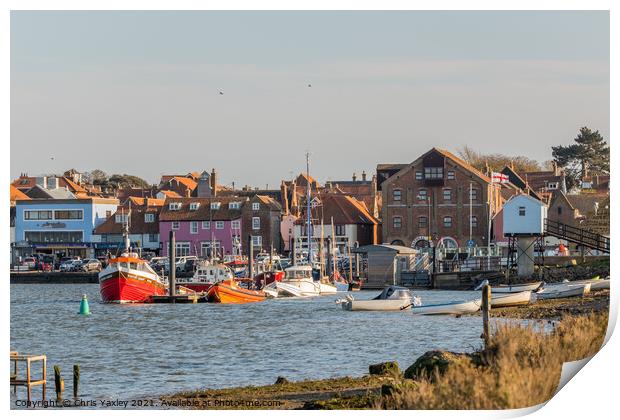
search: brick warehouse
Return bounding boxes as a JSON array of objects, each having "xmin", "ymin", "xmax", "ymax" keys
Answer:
[{"xmin": 379, "ymin": 148, "xmax": 502, "ymax": 248}]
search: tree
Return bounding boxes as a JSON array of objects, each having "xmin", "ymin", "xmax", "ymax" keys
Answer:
[
  {"xmin": 108, "ymin": 174, "xmax": 151, "ymax": 189},
  {"xmin": 457, "ymin": 146, "xmax": 543, "ymax": 175},
  {"xmin": 552, "ymin": 127, "xmax": 609, "ymax": 190}
]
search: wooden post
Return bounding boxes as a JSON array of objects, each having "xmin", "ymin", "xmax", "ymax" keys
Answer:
[
  {"xmin": 54, "ymin": 365, "xmax": 63, "ymax": 401},
  {"xmin": 326, "ymin": 237, "xmax": 332, "ymax": 277},
  {"xmin": 169, "ymin": 230, "xmax": 176, "ymax": 298},
  {"xmin": 73, "ymin": 365, "xmax": 80, "ymax": 399},
  {"xmin": 482, "ymin": 284, "xmax": 491, "ymax": 347},
  {"xmin": 27, "ymin": 358, "xmax": 31, "ymax": 402},
  {"xmin": 248, "ymin": 235, "xmax": 254, "ymax": 279}
]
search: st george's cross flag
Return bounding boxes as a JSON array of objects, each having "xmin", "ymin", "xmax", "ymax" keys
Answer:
[{"xmin": 491, "ymin": 172, "xmax": 509, "ymax": 184}]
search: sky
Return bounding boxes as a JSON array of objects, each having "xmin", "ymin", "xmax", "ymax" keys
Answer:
[{"xmin": 10, "ymin": 11, "xmax": 609, "ymax": 187}]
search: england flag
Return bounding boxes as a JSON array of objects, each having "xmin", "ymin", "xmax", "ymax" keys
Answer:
[{"xmin": 491, "ymin": 172, "xmax": 509, "ymax": 184}]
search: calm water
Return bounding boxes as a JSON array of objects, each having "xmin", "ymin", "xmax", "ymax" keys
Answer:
[{"xmin": 11, "ymin": 284, "xmax": 486, "ymax": 403}]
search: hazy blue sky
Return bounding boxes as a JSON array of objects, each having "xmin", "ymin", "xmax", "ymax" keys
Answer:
[{"xmin": 11, "ymin": 11, "xmax": 609, "ymax": 187}]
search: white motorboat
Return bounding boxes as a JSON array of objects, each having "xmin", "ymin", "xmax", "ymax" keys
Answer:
[
  {"xmin": 563, "ymin": 277, "xmax": 610, "ymax": 291},
  {"xmin": 278, "ymin": 265, "xmax": 322, "ymax": 297},
  {"xmin": 411, "ymin": 299, "xmax": 482, "ymax": 316},
  {"xmin": 490, "ymin": 282, "xmax": 542, "ymax": 293},
  {"xmin": 490, "ymin": 291, "xmax": 533, "ymax": 308},
  {"xmin": 536, "ymin": 283, "xmax": 590, "ymax": 300},
  {"xmin": 338, "ymin": 286, "xmax": 414, "ymax": 311}
]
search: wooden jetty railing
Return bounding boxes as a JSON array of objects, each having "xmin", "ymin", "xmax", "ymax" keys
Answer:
[{"xmin": 10, "ymin": 352, "xmax": 47, "ymax": 402}]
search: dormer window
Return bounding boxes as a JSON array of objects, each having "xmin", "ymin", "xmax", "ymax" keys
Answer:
[
  {"xmin": 189, "ymin": 202, "xmax": 200, "ymax": 211},
  {"xmin": 211, "ymin": 202, "xmax": 221, "ymax": 210},
  {"xmin": 252, "ymin": 202, "xmax": 260, "ymax": 211},
  {"xmin": 169, "ymin": 202, "xmax": 181, "ymax": 211},
  {"xmin": 144, "ymin": 213, "xmax": 155, "ymax": 223},
  {"xmin": 115, "ymin": 214, "xmax": 128, "ymax": 224},
  {"xmin": 229, "ymin": 202, "xmax": 240, "ymax": 210}
]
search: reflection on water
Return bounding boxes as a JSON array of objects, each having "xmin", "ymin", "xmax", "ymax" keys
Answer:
[{"xmin": 11, "ymin": 284, "xmax": 486, "ymax": 401}]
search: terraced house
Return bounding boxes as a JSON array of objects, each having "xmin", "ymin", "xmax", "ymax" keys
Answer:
[{"xmin": 380, "ymin": 148, "xmax": 501, "ymax": 249}]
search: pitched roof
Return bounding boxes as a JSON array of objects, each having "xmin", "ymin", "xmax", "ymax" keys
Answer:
[
  {"xmin": 94, "ymin": 206, "xmax": 160, "ymax": 235},
  {"xmin": 24, "ymin": 185, "xmax": 76, "ymax": 199},
  {"xmin": 296, "ymin": 193, "xmax": 378, "ymax": 225},
  {"xmin": 126, "ymin": 196, "xmax": 165, "ymax": 207},
  {"xmin": 255, "ymin": 195, "xmax": 282, "ymax": 211},
  {"xmin": 565, "ymin": 193, "xmax": 609, "ymax": 218},
  {"xmin": 158, "ymin": 190, "xmax": 182, "ymax": 198},
  {"xmin": 159, "ymin": 197, "xmax": 243, "ymax": 221},
  {"xmin": 10, "ymin": 185, "xmax": 30, "ymax": 202},
  {"xmin": 61, "ymin": 176, "xmax": 87, "ymax": 193},
  {"xmin": 434, "ymin": 148, "xmax": 492, "ymax": 183},
  {"xmin": 169, "ymin": 176, "xmax": 197, "ymax": 190}
]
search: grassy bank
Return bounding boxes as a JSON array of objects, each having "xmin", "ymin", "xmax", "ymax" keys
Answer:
[{"xmin": 161, "ymin": 311, "xmax": 608, "ymax": 410}]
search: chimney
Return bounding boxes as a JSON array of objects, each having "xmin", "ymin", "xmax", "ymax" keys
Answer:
[
  {"xmin": 352, "ymin": 172, "xmax": 357, "ymax": 182},
  {"xmin": 48, "ymin": 176, "xmax": 59, "ymax": 190},
  {"xmin": 361, "ymin": 171, "xmax": 367, "ymax": 181},
  {"xmin": 553, "ymin": 160, "xmax": 558, "ymax": 175},
  {"xmin": 35, "ymin": 176, "xmax": 48, "ymax": 189},
  {"xmin": 210, "ymin": 168, "xmax": 217, "ymax": 197},
  {"xmin": 185, "ymin": 187, "xmax": 191, "ymax": 197}
]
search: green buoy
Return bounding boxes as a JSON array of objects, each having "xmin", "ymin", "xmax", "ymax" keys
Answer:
[{"xmin": 79, "ymin": 294, "xmax": 91, "ymax": 315}]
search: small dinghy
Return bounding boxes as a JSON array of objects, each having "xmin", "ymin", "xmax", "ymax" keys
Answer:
[
  {"xmin": 536, "ymin": 283, "xmax": 590, "ymax": 300},
  {"xmin": 411, "ymin": 298, "xmax": 481, "ymax": 316},
  {"xmin": 490, "ymin": 282, "xmax": 542, "ymax": 293},
  {"xmin": 564, "ymin": 277, "xmax": 610, "ymax": 291},
  {"xmin": 337, "ymin": 286, "xmax": 414, "ymax": 311},
  {"xmin": 490, "ymin": 291, "xmax": 532, "ymax": 308}
]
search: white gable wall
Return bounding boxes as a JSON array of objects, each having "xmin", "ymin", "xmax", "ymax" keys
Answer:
[{"xmin": 503, "ymin": 194, "xmax": 547, "ymax": 236}]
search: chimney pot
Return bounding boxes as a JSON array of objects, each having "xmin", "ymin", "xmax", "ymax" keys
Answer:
[
  {"xmin": 362, "ymin": 171, "xmax": 367, "ymax": 181},
  {"xmin": 352, "ymin": 172, "xmax": 357, "ymax": 182}
]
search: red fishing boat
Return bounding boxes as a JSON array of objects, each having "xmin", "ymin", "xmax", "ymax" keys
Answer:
[{"xmin": 99, "ymin": 215, "xmax": 167, "ymax": 303}]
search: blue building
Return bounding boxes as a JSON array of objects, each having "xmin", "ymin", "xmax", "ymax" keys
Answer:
[{"xmin": 13, "ymin": 197, "xmax": 119, "ymax": 260}]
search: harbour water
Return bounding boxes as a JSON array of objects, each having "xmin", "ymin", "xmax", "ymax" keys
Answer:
[{"xmin": 11, "ymin": 284, "xmax": 486, "ymax": 403}]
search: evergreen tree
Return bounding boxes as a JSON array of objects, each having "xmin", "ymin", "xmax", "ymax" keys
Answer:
[{"xmin": 552, "ymin": 127, "xmax": 609, "ymax": 190}]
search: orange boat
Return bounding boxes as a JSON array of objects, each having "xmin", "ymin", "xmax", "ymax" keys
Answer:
[{"xmin": 206, "ymin": 279, "xmax": 266, "ymax": 304}]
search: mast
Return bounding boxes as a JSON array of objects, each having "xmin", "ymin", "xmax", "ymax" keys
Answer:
[
  {"xmin": 306, "ymin": 152, "xmax": 312, "ymax": 265},
  {"xmin": 122, "ymin": 206, "xmax": 130, "ymax": 253}
]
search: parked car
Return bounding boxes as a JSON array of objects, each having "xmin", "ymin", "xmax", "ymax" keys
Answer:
[
  {"xmin": 79, "ymin": 259, "xmax": 102, "ymax": 272},
  {"xmin": 175, "ymin": 256, "xmax": 199, "ymax": 272},
  {"xmin": 59, "ymin": 257, "xmax": 82, "ymax": 272},
  {"xmin": 22, "ymin": 257, "xmax": 37, "ymax": 270}
]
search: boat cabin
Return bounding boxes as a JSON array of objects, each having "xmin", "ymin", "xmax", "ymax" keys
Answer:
[
  {"xmin": 284, "ymin": 265, "xmax": 313, "ymax": 280},
  {"xmin": 374, "ymin": 286, "xmax": 413, "ymax": 300},
  {"xmin": 187, "ymin": 264, "xmax": 233, "ymax": 284}
]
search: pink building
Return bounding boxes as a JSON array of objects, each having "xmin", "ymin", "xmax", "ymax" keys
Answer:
[{"xmin": 159, "ymin": 197, "xmax": 244, "ymax": 258}]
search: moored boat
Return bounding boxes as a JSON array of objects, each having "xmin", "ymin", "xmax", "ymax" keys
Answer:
[
  {"xmin": 177, "ymin": 261, "xmax": 233, "ymax": 292},
  {"xmin": 338, "ymin": 286, "xmax": 414, "ymax": 311},
  {"xmin": 490, "ymin": 282, "xmax": 542, "ymax": 293},
  {"xmin": 99, "ymin": 216, "xmax": 167, "ymax": 303},
  {"xmin": 411, "ymin": 298, "xmax": 482, "ymax": 316},
  {"xmin": 206, "ymin": 279, "xmax": 266, "ymax": 303},
  {"xmin": 490, "ymin": 291, "xmax": 533, "ymax": 308},
  {"xmin": 536, "ymin": 283, "xmax": 590, "ymax": 300}
]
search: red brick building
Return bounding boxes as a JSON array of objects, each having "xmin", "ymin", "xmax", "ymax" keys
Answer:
[{"xmin": 380, "ymin": 148, "xmax": 502, "ymax": 248}]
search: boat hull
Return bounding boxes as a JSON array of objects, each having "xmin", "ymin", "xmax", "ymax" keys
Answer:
[
  {"xmin": 490, "ymin": 291, "xmax": 532, "ymax": 308},
  {"xmin": 342, "ymin": 298, "xmax": 411, "ymax": 311},
  {"xmin": 491, "ymin": 282, "xmax": 542, "ymax": 293},
  {"xmin": 411, "ymin": 299, "xmax": 481, "ymax": 316},
  {"xmin": 99, "ymin": 273, "xmax": 166, "ymax": 303},
  {"xmin": 175, "ymin": 283, "xmax": 213, "ymax": 293},
  {"xmin": 537, "ymin": 283, "xmax": 590, "ymax": 300},
  {"xmin": 206, "ymin": 280, "xmax": 266, "ymax": 303}
]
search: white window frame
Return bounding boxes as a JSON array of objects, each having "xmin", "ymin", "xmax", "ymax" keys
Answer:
[
  {"xmin": 393, "ymin": 189, "xmax": 402, "ymax": 202},
  {"xmin": 470, "ymin": 216, "xmax": 478, "ymax": 228},
  {"xmin": 447, "ymin": 171, "xmax": 455, "ymax": 180},
  {"xmin": 171, "ymin": 221, "xmax": 180, "ymax": 230},
  {"xmin": 115, "ymin": 214, "xmax": 128, "ymax": 224},
  {"xmin": 175, "ymin": 242, "xmax": 191, "ymax": 257},
  {"xmin": 415, "ymin": 171, "xmax": 423, "ymax": 180},
  {"xmin": 443, "ymin": 216, "xmax": 453, "ymax": 228},
  {"xmin": 252, "ymin": 202, "xmax": 260, "ymax": 211},
  {"xmin": 210, "ymin": 202, "xmax": 221, "ymax": 210},
  {"xmin": 231, "ymin": 220, "xmax": 241, "ymax": 230},
  {"xmin": 144, "ymin": 213, "xmax": 155, "ymax": 223},
  {"xmin": 252, "ymin": 217, "xmax": 261, "ymax": 230},
  {"xmin": 215, "ymin": 221, "xmax": 224, "ymax": 230},
  {"xmin": 190, "ymin": 221, "xmax": 199, "ymax": 234},
  {"xmin": 189, "ymin": 202, "xmax": 200, "ymax": 211},
  {"xmin": 252, "ymin": 235, "xmax": 262, "ymax": 247},
  {"xmin": 169, "ymin": 202, "xmax": 181, "ymax": 211},
  {"xmin": 228, "ymin": 202, "xmax": 241, "ymax": 210},
  {"xmin": 443, "ymin": 189, "xmax": 452, "ymax": 202},
  {"xmin": 202, "ymin": 221, "xmax": 211, "ymax": 229},
  {"xmin": 393, "ymin": 216, "xmax": 402, "ymax": 229},
  {"xmin": 518, "ymin": 207, "xmax": 526, "ymax": 217},
  {"xmin": 417, "ymin": 189, "xmax": 428, "ymax": 201}
]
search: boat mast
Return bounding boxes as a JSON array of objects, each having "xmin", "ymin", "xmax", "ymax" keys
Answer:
[
  {"xmin": 306, "ymin": 152, "xmax": 312, "ymax": 265},
  {"xmin": 122, "ymin": 206, "xmax": 130, "ymax": 253}
]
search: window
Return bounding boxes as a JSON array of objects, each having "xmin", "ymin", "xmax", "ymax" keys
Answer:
[
  {"xmin": 189, "ymin": 203, "xmax": 200, "ymax": 211},
  {"xmin": 558, "ymin": 206, "xmax": 563, "ymax": 215},
  {"xmin": 175, "ymin": 242, "xmax": 190, "ymax": 257},
  {"xmin": 393, "ymin": 189, "xmax": 402, "ymax": 202},
  {"xmin": 443, "ymin": 216, "xmax": 453, "ymax": 228},
  {"xmin": 418, "ymin": 216, "xmax": 428, "ymax": 228},
  {"xmin": 229, "ymin": 202, "xmax": 241, "ymax": 210},
  {"xmin": 335, "ymin": 225, "xmax": 346, "ymax": 236},
  {"xmin": 518, "ymin": 207, "xmax": 526, "ymax": 216},
  {"xmin": 231, "ymin": 220, "xmax": 241, "ymax": 230},
  {"xmin": 115, "ymin": 214, "xmax": 128, "ymax": 224},
  {"xmin": 190, "ymin": 221, "xmax": 199, "ymax": 234},
  {"xmin": 210, "ymin": 202, "xmax": 221, "ymax": 210},
  {"xmin": 252, "ymin": 217, "xmax": 261, "ymax": 230},
  {"xmin": 169, "ymin": 202, "xmax": 181, "ymax": 210},
  {"xmin": 201, "ymin": 241, "xmax": 221, "ymax": 257},
  {"xmin": 172, "ymin": 221, "xmax": 180, "ymax": 230},
  {"xmin": 202, "ymin": 221, "xmax": 210, "ymax": 229},
  {"xmin": 417, "ymin": 189, "xmax": 427, "ymax": 201},
  {"xmin": 54, "ymin": 210, "xmax": 83, "ymax": 220},
  {"xmin": 547, "ymin": 182, "xmax": 558, "ymax": 190},
  {"xmin": 24, "ymin": 210, "xmax": 52, "ymax": 220},
  {"xmin": 144, "ymin": 213, "xmax": 155, "ymax": 223},
  {"xmin": 447, "ymin": 171, "xmax": 455, "ymax": 180},
  {"xmin": 393, "ymin": 216, "xmax": 402, "ymax": 229},
  {"xmin": 25, "ymin": 231, "xmax": 83, "ymax": 243},
  {"xmin": 252, "ymin": 235, "xmax": 262, "ymax": 247},
  {"xmin": 215, "ymin": 221, "xmax": 224, "ymax": 230},
  {"xmin": 148, "ymin": 233, "xmax": 158, "ymax": 242},
  {"xmin": 469, "ymin": 188, "xmax": 478, "ymax": 201},
  {"xmin": 424, "ymin": 167, "xmax": 443, "ymax": 180},
  {"xmin": 470, "ymin": 216, "xmax": 478, "ymax": 227},
  {"xmin": 443, "ymin": 189, "xmax": 452, "ymax": 202},
  {"xmin": 415, "ymin": 171, "xmax": 423, "ymax": 180},
  {"xmin": 252, "ymin": 202, "xmax": 260, "ymax": 211},
  {"xmin": 106, "ymin": 210, "xmax": 112, "ymax": 218}
]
